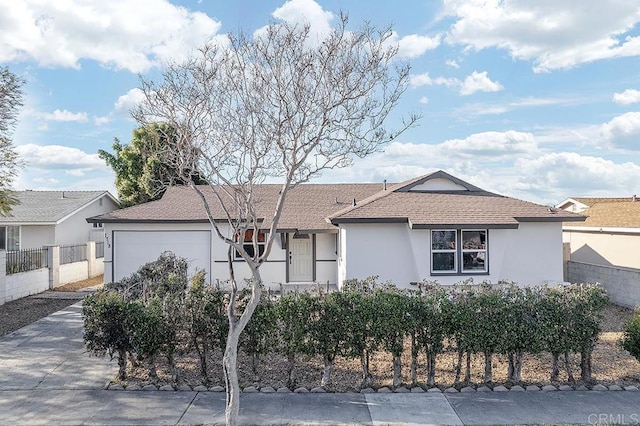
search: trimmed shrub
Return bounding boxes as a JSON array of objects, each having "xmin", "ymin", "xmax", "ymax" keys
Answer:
[{"xmin": 621, "ymin": 308, "xmax": 640, "ymax": 364}]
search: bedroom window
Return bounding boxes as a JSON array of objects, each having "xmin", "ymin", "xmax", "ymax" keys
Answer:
[
  {"xmin": 235, "ymin": 229, "xmax": 266, "ymax": 259},
  {"xmin": 431, "ymin": 229, "xmax": 487, "ymax": 274}
]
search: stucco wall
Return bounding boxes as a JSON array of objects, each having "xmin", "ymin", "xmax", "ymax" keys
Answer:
[
  {"xmin": 567, "ymin": 260, "xmax": 640, "ymax": 309},
  {"xmin": 20, "ymin": 225, "xmax": 55, "ymax": 249},
  {"xmin": 3, "ymin": 268, "xmax": 49, "ymax": 303},
  {"xmin": 104, "ymin": 222, "xmax": 338, "ymax": 289},
  {"xmin": 339, "ymin": 222, "xmax": 564, "ymax": 288},
  {"xmin": 563, "ymin": 230, "xmax": 640, "ymax": 269},
  {"xmin": 55, "ymin": 195, "xmax": 119, "ymax": 246},
  {"xmin": 59, "ymin": 260, "xmax": 89, "ymax": 285}
]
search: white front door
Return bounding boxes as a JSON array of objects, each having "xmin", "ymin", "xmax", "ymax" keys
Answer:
[{"xmin": 289, "ymin": 233, "xmax": 313, "ymax": 282}]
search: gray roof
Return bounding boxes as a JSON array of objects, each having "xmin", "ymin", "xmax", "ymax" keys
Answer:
[{"xmin": 0, "ymin": 191, "xmax": 114, "ymax": 224}]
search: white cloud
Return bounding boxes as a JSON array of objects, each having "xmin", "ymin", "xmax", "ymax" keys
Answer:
[
  {"xmin": 443, "ymin": 0, "xmax": 640, "ymax": 72},
  {"xmin": 94, "ymin": 116, "xmax": 110, "ymax": 125},
  {"xmin": 269, "ymin": 0, "xmax": 334, "ymax": 41},
  {"xmin": 0, "ymin": 0, "xmax": 222, "ymax": 72},
  {"xmin": 387, "ymin": 32, "xmax": 441, "ymax": 58},
  {"xmin": 439, "ymin": 130, "xmax": 536, "ymax": 157},
  {"xmin": 459, "ymin": 71, "xmax": 503, "ymax": 96},
  {"xmin": 15, "ymin": 144, "xmax": 105, "ymax": 170},
  {"xmin": 419, "ymin": 96, "xmax": 429, "ymax": 104},
  {"xmin": 446, "ymin": 59, "xmax": 460, "ymax": 68},
  {"xmin": 411, "ymin": 70, "xmax": 502, "ymax": 96},
  {"xmin": 613, "ymin": 89, "xmax": 640, "ymax": 105},
  {"xmin": 600, "ymin": 111, "xmax": 640, "ymax": 148},
  {"xmin": 515, "ymin": 152, "xmax": 640, "ymax": 196},
  {"xmin": 38, "ymin": 109, "xmax": 88, "ymax": 122},
  {"xmin": 115, "ymin": 88, "xmax": 146, "ymax": 114}
]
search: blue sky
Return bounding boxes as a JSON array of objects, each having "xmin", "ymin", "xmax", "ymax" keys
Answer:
[{"xmin": 2, "ymin": 0, "xmax": 640, "ymax": 205}]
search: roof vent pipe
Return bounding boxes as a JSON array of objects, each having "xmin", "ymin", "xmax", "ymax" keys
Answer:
[
  {"xmin": 383, "ymin": 179, "xmax": 387, "ymax": 191},
  {"xmin": 61, "ymin": 191, "xmax": 65, "ymax": 199},
  {"xmin": 352, "ymin": 198, "xmax": 356, "ymax": 207},
  {"xmin": 633, "ymin": 194, "xmax": 637, "ymax": 202}
]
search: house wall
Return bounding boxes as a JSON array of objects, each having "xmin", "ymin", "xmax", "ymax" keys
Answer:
[
  {"xmin": 20, "ymin": 225, "xmax": 55, "ymax": 249},
  {"xmin": 55, "ymin": 195, "xmax": 119, "ymax": 246},
  {"xmin": 104, "ymin": 222, "xmax": 338, "ymax": 289},
  {"xmin": 59, "ymin": 260, "xmax": 89, "ymax": 285},
  {"xmin": 338, "ymin": 222, "xmax": 564, "ymax": 288},
  {"xmin": 563, "ymin": 230, "xmax": 640, "ymax": 269}
]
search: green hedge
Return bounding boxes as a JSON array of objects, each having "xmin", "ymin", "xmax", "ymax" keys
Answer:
[{"xmin": 84, "ymin": 257, "xmax": 612, "ymax": 387}]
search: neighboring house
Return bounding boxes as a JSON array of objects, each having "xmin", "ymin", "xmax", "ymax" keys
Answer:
[
  {"xmin": 89, "ymin": 171, "xmax": 584, "ymax": 289},
  {"xmin": 557, "ymin": 196, "xmax": 640, "ymax": 269},
  {"xmin": 0, "ymin": 191, "xmax": 119, "ymax": 250}
]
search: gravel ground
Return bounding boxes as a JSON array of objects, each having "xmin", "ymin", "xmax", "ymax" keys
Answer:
[{"xmin": 0, "ymin": 276, "xmax": 102, "ymax": 337}]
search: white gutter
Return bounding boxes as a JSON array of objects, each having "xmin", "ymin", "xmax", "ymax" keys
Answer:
[{"xmin": 563, "ymin": 225, "xmax": 640, "ymax": 234}]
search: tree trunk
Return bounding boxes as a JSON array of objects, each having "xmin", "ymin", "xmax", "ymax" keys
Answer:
[
  {"xmin": 117, "ymin": 349, "xmax": 127, "ymax": 381},
  {"xmin": 251, "ymin": 354, "xmax": 259, "ymax": 381},
  {"xmin": 551, "ymin": 353, "xmax": 560, "ymax": 382},
  {"xmin": 454, "ymin": 350, "xmax": 463, "ymax": 384},
  {"xmin": 580, "ymin": 350, "xmax": 593, "ymax": 383},
  {"xmin": 321, "ymin": 354, "xmax": 333, "ymax": 387},
  {"xmin": 223, "ymin": 326, "xmax": 241, "ymax": 426},
  {"xmin": 196, "ymin": 345, "xmax": 209, "ymax": 384},
  {"xmin": 392, "ymin": 355, "xmax": 402, "ymax": 388},
  {"xmin": 168, "ymin": 353, "xmax": 179, "ymax": 384},
  {"xmin": 223, "ymin": 267, "xmax": 263, "ymax": 426},
  {"xmin": 464, "ymin": 352, "xmax": 471, "ymax": 385},
  {"xmin": 507, "ymin": 351, "xmax": 523, "ymax": 382},
  {"xmin": 484, "ymin": 352, "xmax": 492, "ymax": 383},
  {"xmin": 564, "ymin": 352, "xmax": 574, "ymax": 382},
  {"xmin": 148, "ymin": 355, "xmax": 158, "ymax": 383},
  {"xmin": 286, "ymin": 354, "xmax": 296, "ymax": 389},
  {"xmin": 426, "ymin": 352, "xmax": 436, "ymax": 387},
  {"xmin": 360, "ymin": 351, "xmax": 372, "ymax": 388}
]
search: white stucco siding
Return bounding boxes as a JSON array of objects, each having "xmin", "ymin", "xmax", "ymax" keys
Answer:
[
  {"xmin": 20, "ymin": 225, "xmax": 55, "ymax": 249},
  {"xmin": 489, "ymin": 222, "xmax": 564, "ymax": 286},
  {"xmin": 339, "ymin": 221, "xmax": 565, "ymax": 288},
  {"xmin": 563, "ymin": 230, "xmax": 640, "ymax": 269},
  {"xmin": 315, "ymin": 233, "xmax": 338, "ymax": 285},
  {"xmin": 341, "ymin": 223, "xmax": 421, "ymax": 288},
  {"xmin": 56, "ymin": 195, "xmax": 119, "ymax": 246}
]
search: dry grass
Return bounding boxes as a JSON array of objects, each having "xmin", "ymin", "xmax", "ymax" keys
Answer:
[
  {"xmin": 54, "ymin": 275, "xmax": 103, "ymax": 292},
  {"xmin": 120, "ymin": 303, "xmax": 640, "ymax": 390}
]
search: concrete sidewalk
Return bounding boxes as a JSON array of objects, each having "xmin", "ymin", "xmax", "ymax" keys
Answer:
[{"xmin": 1, "ymin": 303, "xmax": 639, "ymax": 425}]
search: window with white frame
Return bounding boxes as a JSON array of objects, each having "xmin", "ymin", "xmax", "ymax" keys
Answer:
[
  {"xmin": 0, "ymin": 226, "xmax": 20, "ymax": 251},
  {"xmin": 235, "ymin": 229, "xmax": 266, "ymax": 259},
  {"xmin": 431, "ymin": 229, "xmax": 487, "ymax": 274}
]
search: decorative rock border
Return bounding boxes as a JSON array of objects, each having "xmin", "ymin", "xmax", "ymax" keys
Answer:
[{"xmin": 106, "ymin": 382, "xmax": 640, "ymax": 393}]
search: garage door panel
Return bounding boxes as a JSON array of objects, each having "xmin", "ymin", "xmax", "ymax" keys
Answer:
[{"xmin": 114, "ymin": 230, "xmax": 211, "ymax": 282}]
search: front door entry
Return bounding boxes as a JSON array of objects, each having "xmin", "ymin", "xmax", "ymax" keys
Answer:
[{"xmin": 289, "ymin": 233, "xmax": 313, "ymax": 282}]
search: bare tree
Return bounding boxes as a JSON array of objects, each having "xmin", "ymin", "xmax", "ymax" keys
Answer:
[
  {"xmin": 0, "ymin": 67, "xmax": 25, "ymax": 215},
  {"xmin": 134, "ymin": 14, "xmax": 417, "ymax": 425}
]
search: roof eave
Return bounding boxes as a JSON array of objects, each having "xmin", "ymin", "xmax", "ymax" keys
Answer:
[{"xmin": 516, "ymin": 216, "xmax": 586, "ymax": 223}]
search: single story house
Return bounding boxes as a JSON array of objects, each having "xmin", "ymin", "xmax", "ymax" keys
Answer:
[
  {"xmin": 89, "ymin": 171, "xmax": 584, "ymax": 289},
  {"xmin": 0, "ymin": 190, "xmax": 119, "ymax": 251},
  {"xmin": 557, "ymin": 196, "xmax": 640, "ymax": 269}
]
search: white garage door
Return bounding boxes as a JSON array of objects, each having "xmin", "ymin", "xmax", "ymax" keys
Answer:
[{"xmin": 113, "ymin": 230, "xmax": 211, "ymax": 282}]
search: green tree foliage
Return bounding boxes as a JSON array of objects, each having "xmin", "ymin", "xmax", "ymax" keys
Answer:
[
  {"xmin": 186, "ymin": 272, "xmax": 228, "ymax": 384},
  {"xmin": 82, "ymin": 290, "xmax": 131, "ymax": 380},
  {"xmin": 275, "ymin": 292, "xmax": 314, "ymax": 388},
  {"xmin": 98, "ymin": 123, "xmax": 206, "ymax": 207},
  {"xmin": 0, "ymin": 67, "xmax": 24, "ymax": 215},
  {"xmin": 621, "ymin": 308, "xmax": 640, "ymax": 364},
  {"xmin": 238, "ymin": 289, "xmax": 277, "ymax": 380}
]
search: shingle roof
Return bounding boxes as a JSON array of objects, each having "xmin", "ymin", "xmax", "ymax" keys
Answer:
[
  {"xmin": 91, "ymin": 171, "xmax": 585, "ymax": 230},
  {"xmin": 568, "ymin": 202, "xmax": 640, "ymax": 228},
  {"xmin": 0, "ymin": 191, "xmax": 113, "ymax": 223},
  {"xmin": 329, "ymin": 172, "xmax": 584, "ymax": 228},
  {"xmin": 572, "ymin": 197, "xmax": 633, "ymax": 207},
  {"xmin": 90, "ymin": 184, "xmax": 383, "ymax": 232}
]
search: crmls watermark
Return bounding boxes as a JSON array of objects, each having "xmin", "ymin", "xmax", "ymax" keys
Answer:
[{"xmin": 588, "ymin": 413, "xmax": 640, "ymax": 424}]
